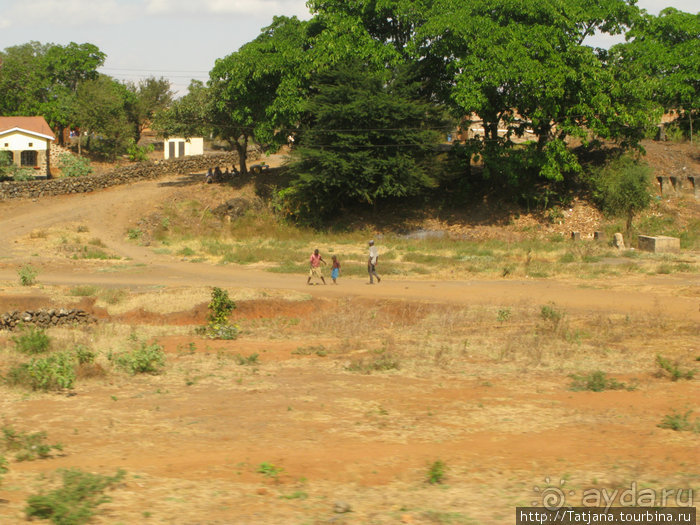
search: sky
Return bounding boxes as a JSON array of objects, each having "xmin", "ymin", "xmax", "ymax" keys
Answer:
[{"xmin": 0, "ymin": 0, "xmax": 697, "ymax": 96}]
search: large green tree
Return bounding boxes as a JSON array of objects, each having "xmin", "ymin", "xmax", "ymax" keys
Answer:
[
  {"xmin": 0, "ymin": 42, "xmax": 105, "ymax": 143},
  {"xmin": 611, "ymin": 8, "xmax": 700, "ymax": 140},
  {"xmin": 283, "ymin": 59, "xmax": 451, "ymax": 221},
  {"xmin": 152, "ymin": 80, "xmax": 212, "ymax": 140},
  {"xmin": 412, "ymin": 0, "xmax": 655, "ymax": 184},
  {"xmin": 125, "ymin": 76, "xmax": 174, "ymax": 143},
  {"xmin": 74, "ymin": 75, "xmax": 133, "ymax": 159},
  {"xmin": 208, "ymin": 16, "xmax": 310, "ymax": 173}
]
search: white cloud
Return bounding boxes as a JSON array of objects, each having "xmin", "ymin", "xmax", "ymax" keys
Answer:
[
  {"xmin": 636, "ymin": 0, "xmax": 698, "ymax": 14},
  {"xmin": 145, "ymin": 0, "xmax": 310, "ymax": 18},
  {"xmin": 4, "ymin": 0, "xmax": 140, "ymax": 26}
]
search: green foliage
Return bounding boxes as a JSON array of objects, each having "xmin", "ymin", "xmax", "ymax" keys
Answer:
[
  {"xmin": 58, "ymin": 154, "xmax": 92, "ymax": 178},
  {"xmin": 257, "ymin": 462, "xmax": 284, "ymax": 479},
  {"xmin": 207, "ymin": 287, "xmax": 236, "ymax": 325},
  {"xmin": 587, "ymin": 155, "xmax": 653, "ymax": 233},
  {"xmin": 0, "ymin": 41, "xmax": 105, "ymax": 136},
  {"xmin": 1, "ymin": 426, "xmax": 63, "ymax": 461},
  {"xmin": 426, "ymin": 460, "xmax": 447, "ymax": 484},
  {"xmin": 127, "ymin": 228, "xmax": 143, "ymax": 240},
  {"xmin": 199, "ymin": 287, "xmax": 239, "ymax": 340},
  {"xmin": 657, "ymin": 411, "xmax": 700, "ymax": 433},
  {"xmin": 18, "ymin": 264, "xmax": 39, "ymax": 286},
  {"xmin": 540, "ymin": 304, "xmax": 564, "ymax": 328},
  {"xmin": 612, "ymin": 8, "xmax": 699, "ymax": 123},
  {"xmin": 497, "ymin": 308, "xmax": 511, "ymax": 323},
  {"xmin": 12, "ymin": 326, "xmax": 51, "ymax": 355},
  {"xmin": 0, "ymin": 155, "xmax": 34, "ymax": 181},
  {"xmin": 25, "ymin": 468, "xmax": 125, "ymax": 525},
  {"xmin": 152, "ymin": 80, "xmax": 211, "ymax": 141},
  {"xmin": 568, "ymin": 371, "xmax": 628, "ymax": 392},
  {"xmin": 234, "ymin": 353, "xmax": 259, "ymax": 366},
  {"xmin": 0, "ymin": 455, "xmax": 7, "ymax": 484},
  {"xmin": 125, "ymin": 76, "xmax": 173, "ymax": 143},
  {"xmin": 655, "ymin": 355, "xmax": 696, "ymax": 381},
  {"xmin": 110, "ymin": 342, "xmax": 165, "ymax": 375},
  {"xmin": 347, "ymin": 350, "xmax": 400, "ymax": 373},
  {"xmin": 6, "ymin": 351, "xmax": 76, "ymax": 391},
  {"xmin": 74, "ymin": 345, "xmax": 96, "ymax": 365},
  {"xmin": 207, "ymin": 16, "xmax": 310, "ymax": 172},
  {"xmin": 284, "ymin": 59, "xmax": 450, "ymax": 221},
  {"xmin": 126, "ymin": 142, "xmax": 154, "ymax": 162}
]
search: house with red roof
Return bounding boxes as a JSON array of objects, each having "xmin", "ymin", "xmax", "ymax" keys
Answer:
[{"xmin": 0, "ymin": 116, "xmax": 56, "ymax": 178}]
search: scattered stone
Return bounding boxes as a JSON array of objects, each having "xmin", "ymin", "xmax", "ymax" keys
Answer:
[
  {"xmin": 212, "ymin": 197, "xmax": 262, "ymax": 220},
  {"xmin": 613, "ymin": 233, "xmax": 625, "ymax": 250},
  {"xmin": 333, "ymin": 501, "xmax": 352, "ymax": 514}
]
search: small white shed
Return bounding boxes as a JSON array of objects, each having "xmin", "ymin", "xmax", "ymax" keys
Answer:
[{"xmin": 163, "ymin": 137, "xmax": 203, "ymax": 159}]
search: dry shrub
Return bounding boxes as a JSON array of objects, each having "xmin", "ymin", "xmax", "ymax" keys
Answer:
[{"xmin": 76, "ymin": 362, "xmax": 107, "ymax": 379}]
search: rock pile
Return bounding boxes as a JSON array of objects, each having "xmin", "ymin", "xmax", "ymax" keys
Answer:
[{"xmin": 0, "ymin": 309, "xmax": 97, "ymax": 330}]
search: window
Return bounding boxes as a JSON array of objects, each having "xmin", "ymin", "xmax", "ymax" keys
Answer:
[
  {"xmin": 21, "ymin": 150, "xmax": 37, "ymax": 166},
  {"xmin": 28, "ymin": 142, "xmax": 33, "ymax": 147}
]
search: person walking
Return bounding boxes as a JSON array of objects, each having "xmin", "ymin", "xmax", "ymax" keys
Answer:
[
  {"xmin": 307, "ymin": 248, "xmax": 327, "ymax": 285},
  {"xmin": 368, "ymin": 240, "xmax": 381, "ymax": 284},
  {"xmin": 331, "ymin": 255, "xmax": 341, "ymax": 284}
]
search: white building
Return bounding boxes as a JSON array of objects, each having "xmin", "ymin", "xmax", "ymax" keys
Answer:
[
  {"xmin": 0, "ymin": 116, "xmax": 55, "ymax": 177},
  {"xmin": 163, "ymin": 137, "xmax": 204, "ymax": 159}
]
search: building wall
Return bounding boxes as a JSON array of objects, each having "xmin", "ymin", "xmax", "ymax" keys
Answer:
[
  {"xmin": 164, "ymin": 137, "xmax": 204, "ymax": 159},
  {"xmin": 0, "ymin": 130, "xmax": 50, "ymax": 151},
  {"xmin": 0, "ymin": 131, "xmax": 51, "ymax": 177}
]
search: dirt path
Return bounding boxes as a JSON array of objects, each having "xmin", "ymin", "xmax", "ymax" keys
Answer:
[{"xmin": 1, "ymin": 174, "xmax": 698, "ymax": 321}]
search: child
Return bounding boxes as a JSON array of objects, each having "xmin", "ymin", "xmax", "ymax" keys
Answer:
[{"xmin": 331, "ymin": 255, "xmax": 341, "ymax": 284}]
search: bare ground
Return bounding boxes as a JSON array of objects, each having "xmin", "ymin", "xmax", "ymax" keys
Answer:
[{"xmin": 0, "ymin": 150, "xmax": 698, "ymax": 524}]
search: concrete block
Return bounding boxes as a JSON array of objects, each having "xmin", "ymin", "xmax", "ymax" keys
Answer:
[
  {"xmin": 638, "ymin": 235, "xmax": 680, "ymax": 254},
  {"xmin": 613, "ymin": 233, "xmax": 625, "ymax": 249},
  {"xmin": 571, "ymin": 231, "xmax": 580, "ymax": 241},
  {"xmin": 594, "ymin": 231, "xmax": 606, "ymax": 242}
]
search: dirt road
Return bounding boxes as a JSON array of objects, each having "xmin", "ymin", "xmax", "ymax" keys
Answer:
[{"xmin": 1, "ymin": 174, "xmax": 698, "ymax": 321}]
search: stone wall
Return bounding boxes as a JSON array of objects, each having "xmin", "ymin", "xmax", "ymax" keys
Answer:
[
  {"xmin": 0, "ymin": 309, "xmax": 97, "ymax": 331},
  {"xmin": 0, "ymin": 151, "xmax": 249, "ymax": 200}
]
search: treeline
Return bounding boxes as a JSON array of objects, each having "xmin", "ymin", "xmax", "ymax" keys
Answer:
[
  {"xmin": 1, "ymin": 1, "xmax": 698, "ymax": 222},
  {"xmin": 0, "ymin": 42, "xmax": 172, "ymax": 159}
]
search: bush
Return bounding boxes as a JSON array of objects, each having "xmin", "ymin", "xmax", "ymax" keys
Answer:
[
  {"xmin": 198, "ymin": 287, "xmax": 238, "ymax": 340},
  {"xmin": 110, "ymin": 342, "xmax": 165, "ymax": 375},
  {"xmin": 568, "ymin": 371, "xmax": 628, "ymax": 392},
  {"xmin": 1, "ymin": 426, "xmax": 63, "ymax": 461},
  {"xmin": 426, "ymin": 460, "xmax": 447, "ymax": 484},
  {"xmin": 127, "ymin": 142, "xmax": 154, "ymax": 162},
  {"xmin": 58, "ymin": 153, "xmax": 92, "ymax": 178},
  {"xmin": 655, "ymin": 355, "xmax": 696, "ymax": 381},
  {"xmin": 18, "ymin": 264, "xmax": 38, "ymax": 286},
  {"xmin": 587, "ymin": 155, "xmax": 652, "ymax": 234},
  {"xmin": 12, "ymin": 326, "xmax": 51, "ymax": 354},
  {"xmin": 658, "ymin": 410, "xmax": 700, "ymax": 433},
  {"xmin": 6, "ymin": 351, "xmax": 76, "ymax": 391},
  {"xmin": 25, "ymin": 468, "xmax": 125, "ymax": 525}
]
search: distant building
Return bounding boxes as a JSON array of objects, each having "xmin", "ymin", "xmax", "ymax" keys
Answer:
[
  {"xmin": 164, "ymin": 137, "xmax": 203, "ymax": 159},
  {"xmin": 0, "ymin": 116, "xmax": 55, "ymax": 177}
]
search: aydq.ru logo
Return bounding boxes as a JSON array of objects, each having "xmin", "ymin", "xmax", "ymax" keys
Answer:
[
  {"xmin": 532, "ymin": 477, "xmax": 576, "ymax": 510},
  {"xmin": 532, "ymin": 478, "xmax": 694, "ymax": 511}
]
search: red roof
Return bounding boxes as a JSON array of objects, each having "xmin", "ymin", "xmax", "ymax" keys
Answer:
[{"xmin": 0, "ymin": 116, "xmax": 55, "ymax": 140}]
